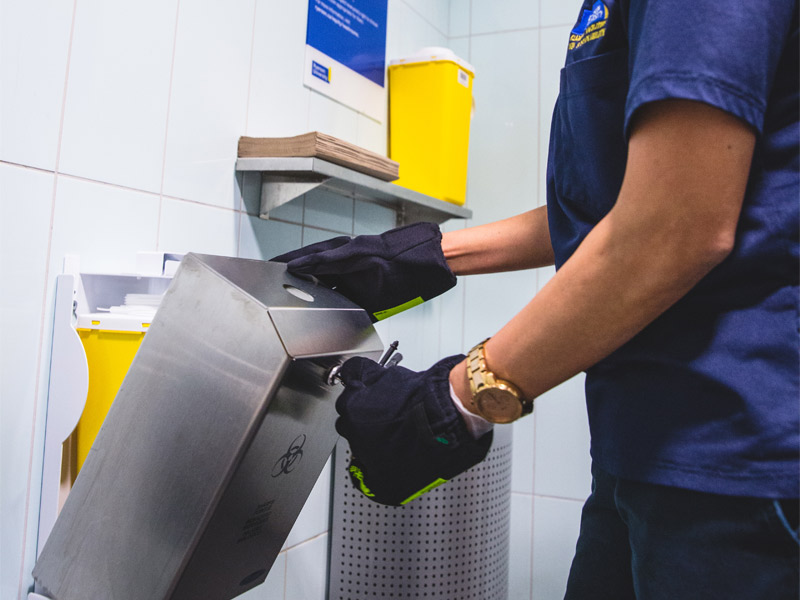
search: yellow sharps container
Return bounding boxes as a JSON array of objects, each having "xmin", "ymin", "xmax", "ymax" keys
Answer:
[
  {"xmin": 388, "ymin": 47, "xmax": 475, "ymax": 206},
  {"xmin": 75, "ymin": 310, "xmax": 152, "ymax": 472}
]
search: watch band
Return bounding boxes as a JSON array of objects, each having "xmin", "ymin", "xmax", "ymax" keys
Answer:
[{"xmin": 466, "ymin": 339, "xmax": 533, "ymax": 423}]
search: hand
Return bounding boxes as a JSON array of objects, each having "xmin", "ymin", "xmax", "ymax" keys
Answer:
[
  {"xmin": 271, "ymin": 222, "xmax": 456, "ymax": 322},
  {"xmin": 335, "ymin": 355, "xmax": 493, "ymax": 506}
]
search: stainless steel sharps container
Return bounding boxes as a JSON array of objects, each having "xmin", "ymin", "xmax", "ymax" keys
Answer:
[{"xmin": 33, "ymin": 253, "xmax": 383, "ymax": 600}]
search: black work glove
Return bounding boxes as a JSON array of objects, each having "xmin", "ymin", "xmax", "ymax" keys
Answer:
[
  {"xmin": 271, "ymin": 222, "xmax": 456, "ymax": 322},
  {"xmin": 335, "ymin": 354, "xmax": 493, "ymax": 506}
]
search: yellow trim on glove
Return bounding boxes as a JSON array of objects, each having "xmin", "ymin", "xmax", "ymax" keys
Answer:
[
  {"xmin": 373, "ymin": 296, "xmax": 424, "ymax": 321},
  {"xmin": 400, "ymin": 478, "xmax": 448, "ymax": 505},
  {"xmin": 348, "ymin": 465, "xmax": 376, "ymax": 498}
]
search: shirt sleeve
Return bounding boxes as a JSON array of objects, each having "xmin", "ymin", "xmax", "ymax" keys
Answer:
[{"xmin": 624, "ymin": 0, "xmax": 797, "ymax": 137}]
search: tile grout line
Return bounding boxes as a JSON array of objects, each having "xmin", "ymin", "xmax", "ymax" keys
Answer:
[
  {"xmin": 18, "ymin": 0, "xmax": 79, "ymax": 594},
  {"xmin": 237, "ymin": 0, "xmax": 259, "ymax": 259},
  {"xmin": 156, "ymin": 0, "xmax": 182, "ymax": 252},
  {"xmin": 0, "ymin": 161, "xmax": 56, "ymax": 175},
  {"xmin": 401, "ymin": 0, "xmax": 448, "ymax": 39}
]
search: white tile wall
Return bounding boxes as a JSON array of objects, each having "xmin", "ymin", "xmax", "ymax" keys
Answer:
[
  {"xmin": 161, "ymin": 0, "xmax": 255, "ymax": 209},
  {"xmin": 0, "ymin": 164, "xmax": 54, "ymax": 600},
  {"xmin": 356, "ymin": 113, "xmax": 388, "ymax": 156},
  {"xmin": 542, "ymin": 0, "xmax": 582, "ymax": 28},
  {"xmin": 307, "ymin": 90, "xmax": 361, "ymax": 146},
  {"xmin": 283, "ymin": 460, "xmax": 332, "ymax": 549},
  {"xmin": 0, "ymin": 0, "xmax": 73, "ymax": 171},
  {"xmin": 449, "ymin": 0, "xmax": 471, "ymax": 38},
  {"xmin": 48, "ymin": 176, "xmax": 161, "ymax": 275},
  {"xmin": 531, "ymin": 496, "xmax": 584, "ymax": 599},
  {"xmin": 534, "ymin": 374, "xmax": 592, "ymax": 500},
  {"xmin": 456, "ymin": 2, "xmax": 592, "ymax": 599},
  {"xmin": 285, "ymin": 534, "xmax": 329, "ymax": 600},
  {"xmin": 246, "ymin": 0, "xmax": 311, "ymax": 138},
  {"xmin": 303, "ymin": 188, "xmax": 354, "ymax": 234},
  {"xmin": 509, "ymin": 493, "xmax": 534, "ymax": 599},
  {"xmin": 468, "ymin": 28, "xmax": 539, "ymax": 224},
  {"xmin": 403, "ymin": 0, "xmax": 450, "ymax": 35},
  {"xmin": 58, "ymin": 0, "xmax": 177, "ymax": 193},
  {"xmin": 1, "ymin": 1, "xmax": 591, "ymax": 599},
  {"xmin": 386, "ymin": 0, "xmax": 448, "ymax": 62},
  {"xmin": 353, "ymin": 199, "xmax": 397, "ymax": 235},
  {"xmin": 471, "ymin": 0, "xmax": 540, "ymax": 35},
  {"xmin": 158, "ymin": 198, "xmax": 240, "ymax": 257},
  {"xmin": 238, "ymin": 215, "xmax": 303, "ymax": 260}
]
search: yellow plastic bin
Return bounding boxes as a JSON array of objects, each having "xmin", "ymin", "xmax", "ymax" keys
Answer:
[
  {"xmin": 388, "ymin": 47, "xmax": 475, "ymax": 206},
  {"xmin": 75, "ymin": 311, "xmax": 153, "ymax": 472}
]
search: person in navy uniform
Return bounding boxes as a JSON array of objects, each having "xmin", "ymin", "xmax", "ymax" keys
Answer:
[{"xmin": 275, "ymin": 0, "xmax": 799, "ymax": 596}]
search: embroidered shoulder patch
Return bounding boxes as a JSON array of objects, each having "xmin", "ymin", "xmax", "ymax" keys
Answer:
[{"xmin": 569, "ymin": 0, "xmax": 608, "ymax": 51}]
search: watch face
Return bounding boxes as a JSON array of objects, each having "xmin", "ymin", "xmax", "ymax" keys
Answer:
[{"xmin": 475, "ymin": 387, "xmax": 522, "ymax": 424}]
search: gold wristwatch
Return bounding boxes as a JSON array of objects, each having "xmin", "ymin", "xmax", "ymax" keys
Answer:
[{"xmin": 466, "ymin": 339, "xmax": 533, "ymax": 424}]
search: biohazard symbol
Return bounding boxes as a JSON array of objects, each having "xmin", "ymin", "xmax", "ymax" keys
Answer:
[{"xmin": 271, "ymin": 434, "xmax": 306, "ymax": 477}]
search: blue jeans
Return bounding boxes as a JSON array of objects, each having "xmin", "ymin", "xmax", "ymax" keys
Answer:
[{"xmin": 564, "ymin": 464, "xmax": 799, "ymax": 600}]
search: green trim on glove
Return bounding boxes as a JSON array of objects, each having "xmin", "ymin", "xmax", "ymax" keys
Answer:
[
  {"xmin": 373, "ymin": 296, "xmax": 424, "ymax": 321},
  {"xmin": 400, "ymin": 478, "xmax": 449, "ymax": 505}
]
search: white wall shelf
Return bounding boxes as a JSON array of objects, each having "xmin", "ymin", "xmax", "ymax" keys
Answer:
[{"xmin": 235, "ymin": 156, "xmax": 472, "ymax": 225}]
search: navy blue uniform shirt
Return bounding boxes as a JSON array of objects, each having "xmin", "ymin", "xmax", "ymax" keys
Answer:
[{"xmin": 547, "ymin": 0, "xmax": 799, "ymax": 497}]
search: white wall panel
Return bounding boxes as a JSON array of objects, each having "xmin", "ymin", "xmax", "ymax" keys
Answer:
[
  {"xmin": 246, "ymin": 0, "xmax": 310, "ymax": 138},
  {"xmin": 59, "ymin": 0, "xmax": 176, "ymax": 192},
  {"xmin": 48, "ymin": 176, "xmax": 160, "ymax": 275},
  {"xmin": 531, "ymin": 496, "xmax": 583, "ymax": 599},
  {"xmin": 0, "ymin": 0, "xmax": 73, "ymax": 170},
  {"xmin": 162, "ymin": 0, "xmax": 255, "ymax": 208},
  {"xmin": 0, "ymin": 165, "xmax": 54, "ymax": 600}
]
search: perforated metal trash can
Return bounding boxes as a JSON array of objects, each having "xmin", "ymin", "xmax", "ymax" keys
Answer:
[{"xmin": 329, "ymin": 426, "xmax": 513, "ymax": 600}]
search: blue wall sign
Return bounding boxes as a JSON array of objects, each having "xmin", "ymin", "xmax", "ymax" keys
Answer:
[{"xmin": 304, "ymin": 0, "xmax": 388, "ymax": 121}]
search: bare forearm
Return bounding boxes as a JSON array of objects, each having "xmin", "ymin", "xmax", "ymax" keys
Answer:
[
  {"xmin": 450, "ymin": 100, "xmax": 755, "ymax": 407},
  {"xmin": 441, "ymin": 206, "xmax": 555, "ymax": 275},
  {"xmin": 482, "ymin": 207, "xmax": 731, "ymax": 399}
]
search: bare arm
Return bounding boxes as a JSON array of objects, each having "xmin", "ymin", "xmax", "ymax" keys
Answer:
[
  {"xmin": 441, "ymin": 206, "xmax": 555, "ymax": 275},
  {"xmin": 450, "ymin": 99, "xmax": 756, "ymax": 404}
]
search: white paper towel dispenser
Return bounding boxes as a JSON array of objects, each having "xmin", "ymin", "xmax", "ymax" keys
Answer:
[{"xmin": 33, "ymin": 253, "xmax": 383, "ymax": 599}]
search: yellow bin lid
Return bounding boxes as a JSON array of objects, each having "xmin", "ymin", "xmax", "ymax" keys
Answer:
[{"xmin": 389, "ymin": 47, "xmax": 475, "ymax": 76}]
